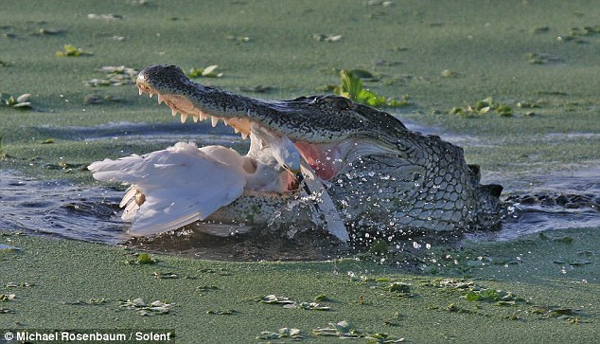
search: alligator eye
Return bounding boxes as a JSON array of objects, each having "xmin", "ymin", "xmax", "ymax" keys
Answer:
[
  {"xmin": 333, "ymin": 97, "xmax": 352, "ymax": 111},
  {"xmin": 321, "ymin": 97, "xmax": 351, "ymax": 111}
]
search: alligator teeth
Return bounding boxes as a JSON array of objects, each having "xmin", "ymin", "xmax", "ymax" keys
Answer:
[
  {"xmin": 241, "ymin": 131, "xmax": 249, "ymax": 140},
  {"xmin": 211, "ymin": 116, "xmax": 219, "ymax": 127},
  {"xmin": 148, "ymin": 93, "xmax": 153, "ymax": 98},
  {"xmin": 180, "ymin": 113, "xmax": 188, "ymax": 123},
  {"xmin": 157, "ymin": 94, "xmax": 164, "ymax": 104},
  {"xmin": 171, "ymin": 108, "xmax": 178, "ymax": 117},
  {"xmin": 138, "ymin": 87, "xmax": 143, "ymax": 96},
  {"xmin": 192, "ymin": 115, "xmax": 199, "ymax": 123},
  {"xmin": 223, "ymin": 119, "xmax": 230, "ymax": 126},
  {"xmin": 199, "ymin": 112, "xmax": 208, "ymax": 121}
]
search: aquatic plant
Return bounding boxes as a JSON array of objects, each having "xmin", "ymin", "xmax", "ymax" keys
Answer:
[
  {"xmin": 1, "ymin": 93, "xmax": 32, "ymax": 109},
  {"xmin": 257, "ymin": 328, "xmax": 302, "ymax": 341},
  {"xmin": 313, "ymin": 320, "xmax": 405, "ymax": 342},
  {"xmin": 0, "ymin": 293, "xmax": 16, "ymax": 301},
  {"xmin": 449, "ymin": 96, "xmax": 514, "ymax": 117},
  {"xmin": 557, "ymin": 25, "xmax": 600, "ymax": 43},
  {"xmin": 312, "ymin": 33, "xmax": 342, "ymax": 42},
  {"xmin": 85, "ymin": 66, "xmax": 138, "ymax": 87},
  {"xmin": 137, "ymin": 253, "xmax": 156, "ymax": 264},
  {"xmin": 259, "ymin": 294, "xmax": 331, "ymax": 310},
  {"xmin": 186, "ymin": 65, "xmax": 223, "ymax": 78},
  {"xmin": 55, "ymin": 44, "xmax": 92, "ymax": 57},
  {"xmin": 334, "ymin": 70, "xmax": 409, "ymax": 108},
  {"xmin": 119, "ymin": 298, "xmax": 173, "ymax": 316}
]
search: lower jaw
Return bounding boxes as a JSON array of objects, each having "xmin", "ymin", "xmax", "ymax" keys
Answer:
[{"xmin": 192, "ymin": 191, "xmax": 318, "ymax": 236}]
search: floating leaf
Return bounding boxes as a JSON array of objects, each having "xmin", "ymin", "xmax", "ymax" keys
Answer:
[
  {"xmin": 16, "ymin": 94, "xmax": 31, "ymax": 103},
  {"xmin": 260, "ymin": 294, "xmax": 331, "ymax": 310},
  {"xmin": 119, "ymin": 298, "xmax": 173, "ymax": 316},
  {"xmin": 257, "ymin": 328, "xmax": 302, "ymax": 340},
  {"xmin": 196, "ymin": 285, "xmax": 220, "ymax": 292},
  {"xmin": 334, "ymin": 70, "xmax": 407, "ymax": 108},
  {"xmin": 63, "ymin": 298, "xmax": 107, "ymax": 306},
  {"xmin": 314, "ymin": 320, "xmax": 362, "ymax": 338},
  {"xmin": 312, "ymin": 33, "xmax": 342, "ymax": 42},
  {"xmin": 389, "ymin": 282, "xmax": 411, "ymax": 294},
  {"xmin": 314, "ymin": 294, "xmax": 329, "ymax": 302},
  {"xmin": 226, "ymin": 35, "xmax": 251, "ymax": 42},
  {"xmin": 56, "ymin": 44, "xmax": 92, "ymax": 57},
  {"xmin": 186, "ymin": 65, "xmax": 223, "ymax": 78},
  {"xmin": 441, "ymin": 69, "xmax": 459, "ymax": 77},
  {"xmin": 87, "ymin": 13, "xmax": 123, "ymax": 21},
  {"xmin": 0, "ymin": 293, "xmax": 16, "ymax": 301},
  {"xmin": 1, "ymin": 92, "xmax": 33, "ymax": 109},
  {"xmin": 5, "ymin": 282, "xmax": 33, "ymax": 288},
  {"xmin": 260, "ymin": 294, "xmax": 296, "ymax": 305},
  {"xmin": 449, "ymin": 97, "xmax": 515, "ymax": 117},
  {"xmin": 464, "ymin": 287, "xmax": 521, "ymax": 303},
  {"xmin": 206, "ymin": 309, "xmax": 237, "ymax": 315},
  {"xmin": 153, "ymin": 271, "xmax": 180, "ymax": 279},
  {"xmin": 569, "ymin": 260, "xmax": 592, "ymax": 266},
  {"xmin": 137, "ymin": 253, "xmax": 156, "ymax": 264},
  {"xmin": 284, "ymin": 302, "xmax": 331, "ymax": 311}
]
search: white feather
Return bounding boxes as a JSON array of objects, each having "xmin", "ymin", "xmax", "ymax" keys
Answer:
[{"xmin": 89, "ymin": 142, "xmax": 246, "ymax": 235}]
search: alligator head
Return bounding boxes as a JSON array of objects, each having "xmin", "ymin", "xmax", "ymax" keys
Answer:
[{"xmin": 90, "ymin": 64, "xmax": 503, "ymax": 241}]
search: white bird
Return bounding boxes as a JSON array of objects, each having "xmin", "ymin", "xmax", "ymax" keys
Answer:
[
  {"xmin": 89, "ymin": 142, "xmax": 247, "ymax": 235},
  {"xmin": 88, "ymin": 123, "xmax": 302, "ymax": 236}
]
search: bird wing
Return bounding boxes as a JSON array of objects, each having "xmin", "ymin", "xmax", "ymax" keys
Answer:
[{"xmin": 89, "ymin": 142, "xmax": 246, "ymax": 236}]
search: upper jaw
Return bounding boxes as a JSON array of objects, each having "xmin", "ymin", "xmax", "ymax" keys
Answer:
[{"xmin": 136, "ymin": 69, "xmax": 254, "ymax": 140}]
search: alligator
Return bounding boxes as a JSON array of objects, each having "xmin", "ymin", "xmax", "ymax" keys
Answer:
[{"xmin": 89, "ymin": 64, "xmax": 503, "ymax": 242}]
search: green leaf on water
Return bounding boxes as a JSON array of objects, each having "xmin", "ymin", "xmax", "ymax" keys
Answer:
[
  {"xmin": 196, "ymin": 285, "xmax": 220, "ymax": 292},
  {"xmin": 334, "ymin": 70, "xmax": 408, "ymax": 108},
  {"xmin": 137, "ymin": 253, "xmax": 156, "ymax": 264},
  {"xmin": 314, "ymin": 294, "xmax": 329, "ymax": 302},
  {"xmin": 449, "ymin": 96, "xmax": 515, "ymax": 117},
  {"xmin": 186, "ymin": 65, "xmax": 223, "ymax": 78},
  {"xmin": 56, "ymin": 44, "xmax": 92, "ymax": 57},
  {"xmin": 389, "ymin": 282, "xmax": 411, "ymax": 294}
]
